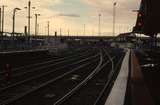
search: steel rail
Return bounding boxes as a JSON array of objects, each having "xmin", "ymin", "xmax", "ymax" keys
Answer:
[
  {"xmin": 1, "ymin": 52, "xmax": 100, "ymax": 105},
  {"xmin": 0, "ymin": 49, "xmax": 93, "ymax": 84},
  {"xmin": 0, "ymin": 48, "xmax": 91, "ymax": 75},
  {"xmin": 5, "ymin": 50, "xmax": 93, "ymax": 78},
  {"xmin": 0, "ymin": 53, "xmax": 99, "ymax": 92},
  {"xmin": 53, "ymin": 51, "xmax": 103, "ymax": 105},
  {"xmin": 53, "ymin": 49, "xmax": 117, "ymax": 105},
  {"xmin": 93, "ymin": 54, "xmax": 124, "ymax": 105}
]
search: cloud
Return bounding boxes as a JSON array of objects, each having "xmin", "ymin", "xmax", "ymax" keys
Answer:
[
  {"xmin": 57, "ymin": 13, "xmax": 80, "ymax": 18},
  {"xmin": 0, "ymin": 0, "xmax": 62, "ymax": 33},
  {"xmin": 81, "ymin": 0, "xmax": 140, "ymax": 33},
  {"xmin": 0, "ymin": 0, "xmax": 141, "ymax": 36}
]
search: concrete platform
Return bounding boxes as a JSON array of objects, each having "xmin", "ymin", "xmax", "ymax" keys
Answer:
[
  {"xmin": 0, "ymin": 49, "xmax": 48, "ymax": 55},
  {"xmin": 105, "ymin": 49, "xmax": 130, "ymax": 105},
  {"xmin": 130, "ymin": 50, "xmax": 155, "ymax": 105},
  {"xmin": 105, "ymin": 49, "xmax": 155, "ymax": 105}
]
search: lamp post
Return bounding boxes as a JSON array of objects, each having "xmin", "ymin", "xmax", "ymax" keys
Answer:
[
  {"xmin": 113, "ymin": 2, "xmax": 117, "ymax": 37},
  {"xmin": 12, "ymin": 8, "xmax": 21, "ymax": 37},
  {"xmin": 0, "ymin": 5, "xmax": 7, "ymax": 50},
  {"xmin": 1, "ymin": 5, "xmax": 7, "ymax": 36},
  {"xmin": 35, "ymin": 13, "xmax": 40, "ymax": 36}
]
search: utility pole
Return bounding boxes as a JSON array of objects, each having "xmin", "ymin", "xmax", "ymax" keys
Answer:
[
  {"xmin": 12, "ymin": 8, "xmax": 21, "ymax": 37},
  {"xmin": 68, "ymin": 29, "xmax": 70, "ymax": 37},
  {"xmin": 25, "ymin": 0, "xmax": 32, "ymax": 46},
  {"xmin": 47, "ymin": 21, "xmax": 50, "ymax": 36},
  {"xmin": 0, "ymin": 8, "xmax": 1, "ymax": 33},
  {"xmin": 25, "ymin": 0, "xmax": 35, "ymax": 46},
  {"xmin": 83, "ymin": 24, "xmax": 85, "ymax": 36},
  {"xmin": 28, "ymin": 1, "xmax": 31, "ymax": 37},
  {"xmin": 2, "ymin": 5, "xmax": 7, "ymax": 36},
  {"xmin": 98, "ymin": 14, "xmax": 101, "ymax": 36},
  {"xmin": 0, "ymin": 7, "xmax": 1, "ymax": 48},
  {"xmin": 35, "ymin": 14, "xmax": 40, "ymax": 36},
  {"xmin": 60, "ymin": 28, "xmax": 62, "ymax": 37},
  {"xmin": 35, "ymin": 14, "xmax": 37, "ymax": 36},
  {"xmin": 1, "ymin": 5, "xmax": 7, "ymax": 49},
  {"xmin": 47, "ymin": 21, "xmax": 50, "ymax": 45},
  {"xmin": 113, "ymin": 2, "xmax": 117, "ymax": 37},
  {"xmin": 37, "ymin": 23, "xmax": 39, "ymax": 35}
]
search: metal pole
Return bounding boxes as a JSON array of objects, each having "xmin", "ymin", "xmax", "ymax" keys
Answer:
[
  {"xmin": 1, "ymin": 5, "xmax": 6, "ymax": 49},
  {"xmin": 98, "ymin": 14, "xmax": 101, "ymax": 36},
  {"xmin": 35, "ymin": 14, "xmax": 37, "ymax": 36},
  {"xmin": 0, "ymin": 8, "xmax": 1, "ymax": 33},
  {"xmin": 60, "ymin": 28, "xmax": 62, "ymax": 36},
  {"xmin": 47, "ymin": 21, "xmax": 50, "ymax": 36},
  {"xmin": 47, "ymin": 21, "xmax": 50, "ymax": 45},
  {"xmin": 2, "ymin": 5, "xmax": 5, "ymax": 36},
  {"xmin": 25, "ymin": 1, "xmax": 35, "ymax": 46},
  {"xmin": 68, "ymin": 29, "xmax": 70, "ymax": 37},
  {"xmin": 28, "ymin": 0, "xmax": 31, "ymax": 44},
  {"xmin": 12, "ymin": 9, "xmax": 16, "ymax": 46},
  {"xmin": 12, "ymin": 9, "xmax": 16, "ymax": 37},
  {"xmin": 113, "ymin": 2, "xmax": 117, "ymax": 37},
  {"xmin": 0, "ymin": 8, "xmax": 1, "ymax": 49},
  {"xmin": 34, "ymin": 14, "xmax": 40, "ymax": 36},
  {"xmin": 37, "ymin": 23, "xmax": 39, "ymax": 35},
  {"xmin": 12, "ymin": 8, "xmax": 21, "ymax": 41},
  {"xmin": 83, "ymin": 24, "xmax": 85, "ymax": 36}
]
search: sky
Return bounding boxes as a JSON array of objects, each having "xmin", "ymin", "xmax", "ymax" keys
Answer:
[{"xmin": 0, "ymin": 0, "xmax": 140, "ymax": 36}]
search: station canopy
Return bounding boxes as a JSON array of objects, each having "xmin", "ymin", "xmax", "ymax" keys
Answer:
[{"xmin": 133, "ymin": 0, "xmax": 160, "ymax": 37}]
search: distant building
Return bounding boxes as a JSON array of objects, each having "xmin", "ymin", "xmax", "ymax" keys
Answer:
[{"xmin": 111, "ymin": 32, "xmax": 136, "ymax": 48}]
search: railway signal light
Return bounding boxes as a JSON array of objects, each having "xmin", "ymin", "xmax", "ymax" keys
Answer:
[{"xmin": 133, "ymin": 12, "xmax": 145, "ymax": 33}]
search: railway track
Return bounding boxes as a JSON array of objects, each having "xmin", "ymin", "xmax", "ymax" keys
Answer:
[
  {"xmin": 0, "ymin": 47, "xmax": 90, "ymax": 73},
  {"xmin": 0, "ymin": 51, "xmax": 54, "ymax": 70},
  {"xmin": 0, "ymin": 47, "xmax": 125, "ymax": 105},
  {"xmin": 0, "ymin": 50, "xmax": 98, "ymax": 91},
  {"xmin": 0, "ymin": 47, "xmax": 90, "ymax": 74},
  {"xmin": 52, "ymin": 48, "xmax": 124, "ymax": 105},
  {"xmin": 0, "ymin": 48, "xmax": 95, "ymax": 85},
  {"xmin": 0, "ymin": 48, "xmax": 100, "ymax": 105}
]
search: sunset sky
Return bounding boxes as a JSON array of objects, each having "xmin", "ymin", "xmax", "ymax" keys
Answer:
[{"xmin": 0, "ymin": 0, "xmax": 140, "ymax": 36}]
